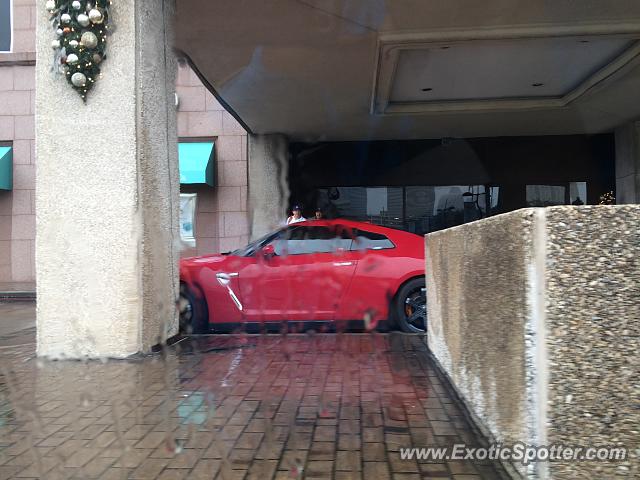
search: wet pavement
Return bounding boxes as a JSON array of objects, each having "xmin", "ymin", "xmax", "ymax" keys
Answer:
[
  {"xmin": 0, "ymin": 307, "xmax": 508, "ymax": 479},
  {"xmin": 0, "ymin": 303, "xmax": 35, "ymax": 338}
]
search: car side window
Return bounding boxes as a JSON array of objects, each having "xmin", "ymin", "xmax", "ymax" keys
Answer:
[
  {"xmin": 274, "ymin": 226, "xmax": 352, "ymax": 255},
  {"xmin": 350, "ymin": 228, "xmax": 395, "ymax": 251}
]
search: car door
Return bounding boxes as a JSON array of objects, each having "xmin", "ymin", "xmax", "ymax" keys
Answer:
[
  {"xmin": 238, "ymin": 224, "xmax": 358, "ymax": 322},
  {"xmin": 283, "ymin": 225, "xmax": 358, "ymax": 321}
]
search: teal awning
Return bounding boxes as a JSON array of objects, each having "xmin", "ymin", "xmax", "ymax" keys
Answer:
[
  {"xmin": 179, "ymin": 142, "xmax": 215, "ymax": 187},
  {"xmin": 0, "ymin": 146, "xmax": 12, "ymax": 191}
]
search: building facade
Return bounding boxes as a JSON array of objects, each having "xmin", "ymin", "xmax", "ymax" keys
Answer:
[{"xmin": 0, "ymin": 0, "xmax": 249, "ymax": 283}]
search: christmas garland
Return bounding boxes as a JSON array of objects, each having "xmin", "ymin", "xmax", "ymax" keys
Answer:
[{"xmin": 47, "ymin": 0, "xmax": 111, "ymax": 101}]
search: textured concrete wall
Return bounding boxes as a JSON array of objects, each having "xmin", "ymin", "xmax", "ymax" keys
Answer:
[
  {"xmin": 426, "ymin": 206, "xmax": 639, "ymax": 478},
  {"xmin": 35, "ymin": 0, "xmax": 178, "ymax": 357},
  {"xmin": 543, "ymin": 206, "xmax": 639, "ymax": 479},
  {"xmin": 136, "ymin": 0, "xmax": 180, "ymax": 351},
  {"xmin": 426, "ymin": 210, "xmax": 538, "ymax": 478},
  {"xmin": 248, "ymin": 134, "xmax": 289, "ymax": 240},
  {"xmin": 615, "ymin": 122, "xmax": 640, "ymax": 204}
]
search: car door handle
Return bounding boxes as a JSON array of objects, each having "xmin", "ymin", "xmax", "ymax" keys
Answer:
[{"xmin": 333, "ymin": 261, "xmax": 354, "ymax": 266}]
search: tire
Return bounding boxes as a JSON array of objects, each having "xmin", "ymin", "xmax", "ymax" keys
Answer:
[
  {"xmin": 393, "ymin": 277, "xmax": 427, "ymax": 333},
  {"xmin": 179, "ymin": 283, "xmax": 209, "ymax": 334}
]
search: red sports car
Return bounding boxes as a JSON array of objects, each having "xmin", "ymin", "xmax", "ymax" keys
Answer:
[{"xmin": 178, "ymin": 219, "xmax": 426, "ymax": 333}]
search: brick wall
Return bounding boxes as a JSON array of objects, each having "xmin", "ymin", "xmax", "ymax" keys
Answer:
[
  {"xmin": 0, "ymin": 5, "xmax": 247, "ymax": 282},
  {"xmin": 0, "ymin": 0, "xmax": 36, "ymax": 282},
  {"xmin": 176, "ymin": 63, "xmax": 249, "ymax": 257}
]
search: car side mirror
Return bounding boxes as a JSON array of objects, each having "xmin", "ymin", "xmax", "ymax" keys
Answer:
[{"xmin": 261, "ymin": 244, "xmax": 275, "ymax": 259}]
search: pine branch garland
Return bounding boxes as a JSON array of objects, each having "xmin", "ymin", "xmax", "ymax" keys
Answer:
[{"xmin": 47, "ymin": 0, "xmax": 112, "ymax": 101}]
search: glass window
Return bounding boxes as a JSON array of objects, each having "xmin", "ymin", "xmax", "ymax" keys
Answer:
[
  {"xmin": 0, "ymin": 0, "xmax": 11, "ymax": 52},
  {"xmin": 526, "ymin": 185, "xmax": 567, "ymax": 207},
  {"xmin": 351, "ymin": 229, "xmax": 395, "ymax": 250},
  {"xmin": 179, "ymin": 193, "xmax": 197, "ymax": 246},
  {"xmin": 317, "ymin": 185, "xmax": 495, "ymax": 236},
  {"xmin": 406, "ymin": 185, "xmax": 472, "ymax": 233},
  {"xmin": 274, "ymin": 226, "xmax": 352, "ymax": 256},
  {"xmin": 316, "ymin": 187, "xmax": 404, "ymax": 229},
  {"xmin": 231, "ymin": 229, "xmax": 283, "ymax": 257},
  {"xmin": 570, "ymin": 181, "xmax": 587, "ymax": 205},
  {"xmin": 488, "ymin": 186, "xmax": 501, "ymax": 213}
]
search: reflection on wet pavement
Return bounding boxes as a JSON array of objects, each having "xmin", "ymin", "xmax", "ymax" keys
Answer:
[
  {"xmin": 0, "ymin": 329, "xmax": 508, "ymax": 479},
  {"xmin": 0, "ymin": 303, "xmax": 36, "ymax": 338}
]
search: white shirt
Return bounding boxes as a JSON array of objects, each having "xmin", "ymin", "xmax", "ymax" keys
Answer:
[{"xmin": 287, "ymin": 215, "xmax": 306, "ymax": 225}]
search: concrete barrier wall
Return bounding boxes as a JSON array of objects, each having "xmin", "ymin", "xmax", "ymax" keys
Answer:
[{"xmin": 425, "ymin": 206, "xmax": 639, "ymax": 479}]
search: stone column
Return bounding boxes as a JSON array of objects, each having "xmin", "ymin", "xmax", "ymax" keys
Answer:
[
  {"xmin": 35, "ymin": 0, "xmax": 179, "ymax": 358},
  {"xmin": 247, "ymin": 134, "xmax": 289, "ymax": 239},
  {"xmin": 425, "ymin": 206, "xmax": 640, "ymax": 479},
  {"xmin": 615, "ymin": 121, "xmax": 640, "ymax": 204}
]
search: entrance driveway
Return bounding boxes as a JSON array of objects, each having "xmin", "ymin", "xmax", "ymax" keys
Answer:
[{"xmin": 0, "ymin": 305, "xmax": 508, "ymax": 479}]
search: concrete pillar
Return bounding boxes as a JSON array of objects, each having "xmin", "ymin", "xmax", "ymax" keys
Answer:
[
  {"xmin": 615, "ymin": 121, "xmax": 640, "ymax": 204},
  {"xmin": 425, "ymin": 206, "xmax": 640, "ymax": 479},
  {"xmin": 35, "ymin": 0, "xmax": 179, "ymax": 358},
  {"xmin": 247, "ymin": 134, "xmax": 289, "ymax": 239}
]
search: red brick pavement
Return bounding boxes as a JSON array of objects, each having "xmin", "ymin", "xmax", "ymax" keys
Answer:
[{"xmin": 0, "ymin": 331, "xmax": 508, "ymax": 479}]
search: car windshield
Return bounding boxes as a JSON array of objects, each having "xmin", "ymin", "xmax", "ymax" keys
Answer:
[{"xmin": 229, "ymin": 229, "xmax": 283, "ymax": 257}]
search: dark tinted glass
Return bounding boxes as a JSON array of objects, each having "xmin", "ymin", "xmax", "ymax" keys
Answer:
[
  {"xmin": 351, "ymin": 229, "xmax": 395, "ymax": 251},
  {"xmin": 0, "ymin": 0, "xmax": 10, "ymax": 52},
  {"xmin": 275, "ymin": 226, "xmax": 352, "ymax": 255}
]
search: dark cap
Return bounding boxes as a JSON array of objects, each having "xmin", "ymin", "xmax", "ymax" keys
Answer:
[
  {"xmin": 292, "ymin": 204, "xmax": 302, "ymax": 210},
  {"xmin": 315, "ymin": 207, "xmax": 322, "ymax": 212}
]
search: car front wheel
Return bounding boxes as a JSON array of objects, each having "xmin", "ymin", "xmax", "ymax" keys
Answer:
[
  {"xmin": 394, "ymin": 277, "xmax": 427, "ymax": 333},
  {"xmin": 178, "ymin": 283, "xmax": 209, "ymax": 334}
]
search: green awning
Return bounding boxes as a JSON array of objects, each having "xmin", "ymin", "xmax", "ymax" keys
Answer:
[
  {"xmin": 179, "ymin": 142, "xmax": 215, "ymax": 187},
  {"xmin": 0, "ymin": 146, "xmax": 12, "ymax": 191}
]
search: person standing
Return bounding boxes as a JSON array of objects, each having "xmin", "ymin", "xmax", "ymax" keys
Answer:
[{"xmin": 286, "ymin": 205, "xmax": 307, "ymax": 224}]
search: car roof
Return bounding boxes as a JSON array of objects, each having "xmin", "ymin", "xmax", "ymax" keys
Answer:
[{"xmin": 290, "ymin": 218, "xmax": 421, "ymax": 240}]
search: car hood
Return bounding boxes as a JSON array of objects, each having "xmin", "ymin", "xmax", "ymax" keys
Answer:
[
  {"xmin": 180, "ymin": 253, "xmax": 241, "ymax": 285},
  {"xmin": 181, "ymin": 253, "xmax": 231, "ymax": 266}
]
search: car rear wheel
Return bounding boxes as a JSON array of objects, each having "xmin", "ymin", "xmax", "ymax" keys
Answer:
[
  {"xmin": 394, "ymin": 277, "xmax": 427, "ymax": 333},
  {"xmin": 178, "ymin": 283, "xmax": 209, "ymax": 334}
]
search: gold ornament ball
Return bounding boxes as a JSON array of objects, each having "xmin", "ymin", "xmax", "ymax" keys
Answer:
[
  {"xmin": 60, "ymin": 13, "xmax": 71, "ymax": 24},
  {"xmin": 71, "ymin": 72, "xmax": 87, "ymax": 87},
  {"xmin": 92, "ymin": 53, "xmax": 102, "ymax": 64},
  {"xmin": 88, "ymin": 8, "xmax": 104, "ymax": 24},
  {"xmin": 69, "ymin": 39, "xmax": 79, "ymax": 48},
  {"xmin": 51, "ymin": 39, "xmax": 61, "ymax": 49},
  {"xmin": 66, "ymin": 53, "xmax": 79, "ymax": 64},
  {"xmin": 45, "ymin": 0, "xmax": 56, "ymax": 12},
  {"xmin": 80, "ymin": 31, "xmax": 98, "ymax": 48},
  {"xmin": 72, "ymin": 0, "xmax": 81, "ymax": 9}
]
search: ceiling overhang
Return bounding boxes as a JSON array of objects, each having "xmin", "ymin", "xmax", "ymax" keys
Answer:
[
  {"xmin": 372, "ymin": 25, "xmax": 640, "ymax": 115},
  {"xmin": 175, "ymin": 1, "xmax": 640, "ymax": 140}
]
